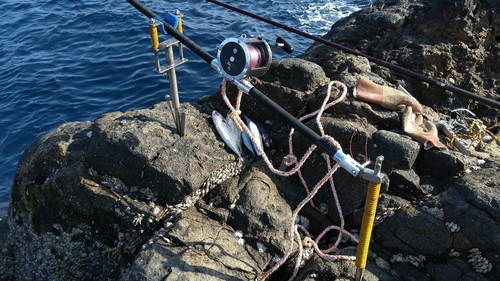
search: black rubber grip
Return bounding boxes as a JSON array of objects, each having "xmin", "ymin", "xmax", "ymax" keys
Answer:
[{"xmin": 276, "ymin": 36, "xmax": 294, "ymax": 54}]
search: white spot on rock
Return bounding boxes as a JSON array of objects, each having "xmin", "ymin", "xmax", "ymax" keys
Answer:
[
  {"xmin": 445, "ymin": 221, "xmax": 460, "ymax": 232},
  {"xmin": 449, "ymin": 249, "xmax": 460, "ymax": 257},
  {"xmin": 422, "ymin": 206, "xmax": 444, "ymax": 220},
  {"xmin": 468, "ymin": 248, "xmax": 492, "ymax": 273},
  {"xmin": 390, "ymin": 253, "xmax": 426, "ymax": 268},
  {"xmin": 256, "ymin": 241, "xmax": 267, "ymax": 253},
  {"xmin": 152, "ymin": 206, "xmax": 160, "ymax": 216}
]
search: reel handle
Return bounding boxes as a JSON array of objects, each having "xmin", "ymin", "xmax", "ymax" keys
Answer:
[{"xmin": 276, "ymin": 36, "xmax": 294, "ymax": 54}]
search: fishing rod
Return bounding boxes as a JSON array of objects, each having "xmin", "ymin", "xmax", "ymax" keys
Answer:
[
  {"xmin": 125, "ymin": 1, "xmax": 385, "ymax": 280},
  {"xmin": 125, "ymin": 0, "xmax": 382, "ymax": 180},
  {"xmin": 205, "ymin": 0, "xmax": 500, "ymax": 110}
]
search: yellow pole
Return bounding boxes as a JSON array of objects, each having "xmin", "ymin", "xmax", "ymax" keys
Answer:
[
  {"xmin": 148, "ymin": 18, "xmax": 162, "ymax": 72},
  {"xmin": 148, "ymin": 19, "xmax": 160, "ymax": 50},
  {"xmin": 177, "ymin": 15, "xmax": 183, "ymax": 33},
  {"xmin": 174, "ymin": 10, "xmax": 185, "ymax": 62},
  {"xmin": 355, "ymin": 156, "xmax": 384, "ymax": 281}
]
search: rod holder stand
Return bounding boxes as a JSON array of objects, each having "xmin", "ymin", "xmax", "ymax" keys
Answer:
[
  {"xmin": 152, "ymin": 24, "xmax": 187, "ymax": 136},
  {"xmin": 154, "ymin": 38, "xmax": 188, "ymax": 74}
]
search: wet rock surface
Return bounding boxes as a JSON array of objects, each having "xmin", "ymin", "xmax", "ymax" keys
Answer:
[{"xmin": 1, "ymin": 0, "xmax": 500, "ymax": 280}]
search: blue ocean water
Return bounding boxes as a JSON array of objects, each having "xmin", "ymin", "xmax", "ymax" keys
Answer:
[{"xmin": 0, "ymin": 0, "xmax": 372, "ymax": 216}]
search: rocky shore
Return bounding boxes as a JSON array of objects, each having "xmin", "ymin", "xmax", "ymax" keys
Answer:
[{"xmin": 1, "ymin": 0, "xmax": 500, "ymax": 280}]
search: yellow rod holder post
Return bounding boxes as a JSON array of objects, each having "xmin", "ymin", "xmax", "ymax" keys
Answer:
[
  {"xmin": 174, "ymin": 10, "xmax": 185, "ymax": 61},
  {"xmin": 148, "ymin": 18, "xmax": 161, "ymax": 72},
  {"xmin": 355, "ymin": 156, "xmax": 385, "ymax": 281}
]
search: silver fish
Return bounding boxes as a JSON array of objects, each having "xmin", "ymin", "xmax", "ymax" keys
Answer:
[
  {"xmin": 242, "ymin": 115, "xmax": 263, "ymax": 156},
  {"xmin": 252, "ymin": 118, "xmax": 272, "ymax": 147},
  {"xmin": 226, "ymin": 111, "xmax": 242, "ymax": 153},
  {"xmin": 212, "ymin": 110, "xmax": 242, "ymax": 158}
]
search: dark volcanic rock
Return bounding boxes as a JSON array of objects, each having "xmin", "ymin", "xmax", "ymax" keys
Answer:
[
  {"xmin": 372, "ymin": 130, "xmax": 420, "ymax": 171},
  {"xmin": 374, "ymin": 205, "xmax": 453, "ymax": 255},
  {"xmin": 388, "ymin": 169, "xmax": 423, "ymax": 197},
  {"xmin": 85, "ymin": 102, "xmax": 237, "ymax": 206},
  {"xmin": 129, "ymin": 208, "xmax": 261, "ymax": 281},
  {"xmin": 228, "ymin": 165, "xmax": 294, "ymax": 255},
  {"xmin": 2, "ymin": 0, "xmax": 500, "ymax": 280},
  {"xmin": 416, "ymin": 148, "xmax": 478, "ymax": 179},
  {"xmin": 301, "ymin": 0, "xmax": 500, "ymax": 125},
  {"xmin": 261, "ymin": 58, "xmax": 329, "ymax": 92},
  {"xmin": 296, "ymin": 254, "xmax": 398, "ymax": 281}
]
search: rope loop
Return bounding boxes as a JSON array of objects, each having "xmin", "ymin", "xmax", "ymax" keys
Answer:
[{"xmin": 219, "ymin": 78, "xmax": 357, "ymax": 280}]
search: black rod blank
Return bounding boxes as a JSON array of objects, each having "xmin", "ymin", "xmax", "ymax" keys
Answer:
[
  {"xmin": 125, "ymin": 0, "xmax": 346, "ymax": 159},
  {"xmin": 206, "ymin": 0, "xmax": 500, "ymax": 110}
]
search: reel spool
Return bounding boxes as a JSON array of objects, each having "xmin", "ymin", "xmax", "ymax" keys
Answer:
[{"xmin": 217, "ymin": 33, "xmax": 272, "ymax": 80}]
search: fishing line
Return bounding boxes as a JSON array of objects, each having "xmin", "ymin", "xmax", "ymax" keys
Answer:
[
  {"xmin": 152, "ymin": 0, "xmax": 167, "ymax": 11},
  {"xmin": 205, "ymin": 0, "xmax": 500, "ymax": 110}
]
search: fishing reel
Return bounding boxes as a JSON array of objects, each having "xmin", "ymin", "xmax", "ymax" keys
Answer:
[{"xmin": 214, "ymin": 32, "xmax": 293, "ymax": 80}]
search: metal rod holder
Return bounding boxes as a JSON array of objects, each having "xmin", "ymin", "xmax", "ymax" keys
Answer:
[
  {"xmin": 180, "ymin": 108, "xmax": 189, "ymax": 137},
  {"xmin": 150, "ymin": 12, "xmax": 188, "ymax": 136}
]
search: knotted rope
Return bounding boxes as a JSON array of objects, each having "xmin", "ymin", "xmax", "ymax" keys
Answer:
[{"xmin": 220, "ymin": 78, "xmax": 365, "ymax": 280}]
